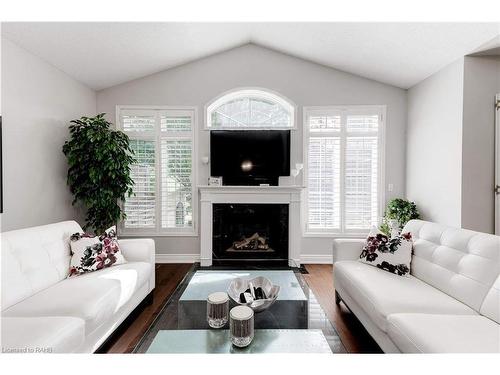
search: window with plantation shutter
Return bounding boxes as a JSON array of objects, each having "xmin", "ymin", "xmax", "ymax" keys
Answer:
[
  {"xmin": 307, "ymin": 137, "xmax": 340, "ymax": 229},
  {"xmin": 345, "ymin": 136, "xmax": 378, "ymax": 229},
  {"xmin": 122, "ymin": 114, "xmax": 155, "ymax": 132},
  {"xmin": 161, "ymin": 139, "xmax": 193, "ymax": 229},
  {"xmin": 304, "ymin": 106, "xmax": 384, "ymax": 234},
  {"xmin": 118, "ymin": 107, "xmax": 196, "ymax": 235},
  {"xmin": 124, "ymin": 139, "xmax": 156, "ymax": 228}
]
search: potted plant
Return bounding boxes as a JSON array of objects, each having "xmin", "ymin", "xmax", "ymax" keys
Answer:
[
  {"xmin": 62, "ymin": 113, "xmax": 136, "ymax": 234},
  {"xmin": 380, "ymin": 198, "xmax": 420, "ymax": 236}
]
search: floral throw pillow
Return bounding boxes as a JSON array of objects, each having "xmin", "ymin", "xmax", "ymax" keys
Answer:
[
  {"xmin": 359, "ymin": 227, "xmax": 413, "ymax": 277},
  {"xmin": 68, "ymin": 226, "xmax": 126, "ymax": 277}
]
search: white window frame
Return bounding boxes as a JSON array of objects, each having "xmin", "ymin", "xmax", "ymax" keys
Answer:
[
  {"xmin": 204, "ymin": 87, "xmax": 297, "ymax": 130},
  {"xmin": 303, "ymin": 105, "xmax": 386, "ymax": 237},
  {"xmin": 116, "ymin": 105, "xmax": 198, "ymax": 237}
]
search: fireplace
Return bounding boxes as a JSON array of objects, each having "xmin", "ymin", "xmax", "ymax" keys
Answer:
[
  {"xmin": 199, "ymin": 186, "xmax": 302, "ymax": 267},
  {"xmin": 212, "ymin": 203, "xmax": 289, "ymax": 264}
]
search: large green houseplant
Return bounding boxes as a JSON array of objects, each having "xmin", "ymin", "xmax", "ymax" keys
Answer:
[
  {"xmin": 62, "ymin": 113, "xmax": 136, "ymax": 234},
  {"xmin": 380, "ymin": 198, "xmax": 420, "ymax": 235}
]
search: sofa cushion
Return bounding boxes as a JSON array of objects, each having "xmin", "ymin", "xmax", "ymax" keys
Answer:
[
  {"xmin": 1, "ymin": 316, "xmax": 85, "ymax": 353},
  {"xmin": 69, "ymin": 226, "xmax": 126, "ymax": 277},
  {"xmin": 359, "ymin": 228, "xmax": 413, "ymax": 277},
  {"xmin": 403, "ymin": 220, "xmax": 500, "ymax": 312},
  {"xmin": 480, "ymin": 275, "xmax": 500, "ymax": 324},
  {"xmin": 1, "ymin": 221, "xmax": 83, "ymax": 310},
  {"xmin": 3, "ymin": 262, "xmax": 151, "ymax": 335},
  {"xmin": 387, "ymin": 313, "xmax": 500, "ymax": 353},
  {"xmin": 334, "ymin": 261, "xmax": 476, "ymax": 332}
]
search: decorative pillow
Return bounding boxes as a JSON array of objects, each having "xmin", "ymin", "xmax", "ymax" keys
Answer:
[
  {"xmin": 68, "ymin": 226, "xmax": 126, "ymax": 277},
  {"xmin": 359, "ymin": 227, "xmax": 413, "ymax": 276}
]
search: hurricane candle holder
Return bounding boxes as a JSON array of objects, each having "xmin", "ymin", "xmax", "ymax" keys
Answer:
[
  {"xmin": 230, "ymin": 305, "xmax": 254, "ymax": 347},
  {"xmin": 206, "ymin": 292, "xmax": 229, "ymax": 328}
]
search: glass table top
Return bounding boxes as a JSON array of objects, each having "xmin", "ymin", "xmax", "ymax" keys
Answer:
[
  {"xmin": 179, "ymin": 270, "xmax": 307, "ymax": 301},
  {"xmin": 147, "ymin": 329, "xmax": 332, "ymax": 353},
  {"xmin": 134, "ymin": 267, "xmax": 346, "ymax": 354}
]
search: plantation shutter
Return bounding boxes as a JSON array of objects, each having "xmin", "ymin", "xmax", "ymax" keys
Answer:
[
  {"xmin": 344, "ymin": 136, "xmax": 378, "ymax": 229},
  {"xmin": 307, "ymin": 135, "xmax": 341, "ymax": 230},
  {"xmin": 122, "ymin": 114, "xmax": 155, "ymax": 132},
  {"xmin": 124, "ymin": 139, "xmax": 156, "ymax": 228},
  {"xmin": 344, "ymin": 113, "xmax": 379, "ymax": 230},
  {"xmin": 161, "ymin": 139, "xmax": 193, "ymax": 228},
  {"xmin": 306, "ymin": 108, "xmax": 382, "ymax": 233},
  {"xmin": 120, "ymin": 108, "xmax": 195, "ymax": 233},
  {"xmin": 160, "ymin": 111, "xmax": 193, "ymax": 230},
  {"xmin": 121, "ymin": 110, "xmax": 157, "ymax": 229}
]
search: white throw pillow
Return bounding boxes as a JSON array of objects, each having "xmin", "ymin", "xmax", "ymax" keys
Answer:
[
  {"xmin": 68, "ymin": 226, "xmax": 126, "ymax": 277},
  {"xmin": 359, "ymin": 227, "xmax": 413, "ymax": 276}
]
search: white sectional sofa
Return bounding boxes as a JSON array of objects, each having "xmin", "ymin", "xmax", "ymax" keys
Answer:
[
  {"xmin": 1, "ymin": 221, "xmax": 155, "ymax": 353},
  {"xmin": 333, "ymin": 220, "xmax": 500, "ymax": 353}
]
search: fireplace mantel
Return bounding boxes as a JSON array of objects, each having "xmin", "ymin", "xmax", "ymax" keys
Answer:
[{"xmin": 198, "ymin": 185, "xmax": 304, "ymax": 267}]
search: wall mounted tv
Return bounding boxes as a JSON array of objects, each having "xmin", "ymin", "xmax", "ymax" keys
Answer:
[{"xmin": 210, "ymin": 130, "xmax": 290, "ymax": 186}]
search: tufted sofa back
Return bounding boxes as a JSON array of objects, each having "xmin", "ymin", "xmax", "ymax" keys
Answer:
[
  {"xmin": 403, "ymin": 220, "xmax": 500, "ymax": 322},
  {"xmin": 1, "ymin": 221, "xmax": 83, "ymax": 310}
]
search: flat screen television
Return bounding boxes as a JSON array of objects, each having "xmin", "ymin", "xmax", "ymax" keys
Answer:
[{"xmin": 210, "ymin": 130, "xmax": 290, "ymax": 186}]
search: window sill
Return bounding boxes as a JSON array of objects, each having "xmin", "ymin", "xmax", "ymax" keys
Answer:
[
  {"xmin": 203, "ymin": 126, "xmax": 298, "ymax": 131},
  {"xmin": 303, "ymin": 231, "xmax": 368, "ymax": 239},
  {"xmin": 118, "ymin": 231, "xmax": 199, "ymax": 238}
]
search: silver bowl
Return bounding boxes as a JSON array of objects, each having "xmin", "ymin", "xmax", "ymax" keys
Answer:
[{"xmin": 227, "ymin": 276, "xmax": 280, "ymax": 312}]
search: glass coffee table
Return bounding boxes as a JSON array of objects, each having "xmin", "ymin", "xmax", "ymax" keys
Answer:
[{"xmin": 134, "ymin": 267, "xmax": 346, "ymax": 353}]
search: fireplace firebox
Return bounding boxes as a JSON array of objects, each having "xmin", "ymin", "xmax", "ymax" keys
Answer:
[{"xmin": 212, "ymin": 203, "xmax": 289, "ymax": 264}]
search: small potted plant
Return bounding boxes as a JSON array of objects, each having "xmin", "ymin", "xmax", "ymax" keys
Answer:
[
  {"xmin": 380, "ymin": 198, "xmax": 420, "ymax": 236},
  {"xmin": 62, "ymin": 113, "xmax": 136, "ymax": 234}
]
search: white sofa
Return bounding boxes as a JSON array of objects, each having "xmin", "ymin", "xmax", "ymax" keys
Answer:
[
  {"xmin": 1, "ymin": 221, "xmax": 155, "ymax": 353},
  {"xmin": 333, "ymin": 219, "xmax": 500, "ymax": 353}
]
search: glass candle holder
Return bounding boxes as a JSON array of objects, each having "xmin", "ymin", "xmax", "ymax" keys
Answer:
[
  {"xmin": 207, "ymin": 292, "xmax": 229, "ymax": 328},
  {"xmin": 230, "ymin": 305, "xmax": 254, "ymax": 347}
]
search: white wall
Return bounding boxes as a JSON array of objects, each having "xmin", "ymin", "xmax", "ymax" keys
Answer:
[
  {"xmin": 0, "ymin": 31, "xmax": 3, "ymax": 230},
  {"xmin": 406, "ymin": 59, "xmax": 465, "ymax": 227},
  {"xmin": 407, "ymin": 56, "xmax": 500, "ymax": 233},
  {"xmin": 97, "ymin": 43, "xmax": 407, "ymax": 259},
  {"xmin": 461, "ymin": 56, "xmax": 500, "ymax": 233},
  {"xmin": 1, "ymin": 38, "xmax": 96, "ymax": 232}
]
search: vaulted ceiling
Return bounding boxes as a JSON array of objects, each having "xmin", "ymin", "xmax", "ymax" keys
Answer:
[{"xmin": 3, "ymin": 22, "xmax": 499, "ymax": 90}]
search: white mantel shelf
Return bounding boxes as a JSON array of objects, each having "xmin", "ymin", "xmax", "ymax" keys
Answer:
[
  {"xmin": 198, "ymin": 185, "xmax": 305, "ymax": 191},
  {"xmin": 198, "ymin": 185, "xmax": 304, "ymax": 267}
]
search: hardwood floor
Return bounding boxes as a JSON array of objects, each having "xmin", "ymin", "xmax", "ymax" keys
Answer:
[
  {"xmin": 100, "ymin": 263, "xmax": 193, "ymax": 353},
  {"xmin": 303, "ymin": 264, "xmax": 382, "ymax": 353},
  {"xmin": 102, "ymin": 263, "xmax": 381, "ymax": 353}
]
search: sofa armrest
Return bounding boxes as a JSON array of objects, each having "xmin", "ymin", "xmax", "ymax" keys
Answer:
[
  {"xmin": 119, "ymin": 238, "xmax": 155, "ymax": 291},
  {"xmin": 332, "ymin": 239, "xmax": 365, "ymax": 263}
]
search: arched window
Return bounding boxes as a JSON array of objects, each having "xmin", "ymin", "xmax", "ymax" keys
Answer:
[{"xmin": 206, "ymin": 89, "xmax": 294, "ymax": 129}]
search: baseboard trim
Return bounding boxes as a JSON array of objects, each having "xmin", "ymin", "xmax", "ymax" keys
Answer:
[
  {"xmin": 300, "ymin": 254, "xmax": 333, "ymax": 264},
  {"xmin": 156, "ymin": 254, "xmax": 200, "ymax": 263},
  {"xmin": 156, "ymin": 253, "xmax": 332, "ymax": 264}
]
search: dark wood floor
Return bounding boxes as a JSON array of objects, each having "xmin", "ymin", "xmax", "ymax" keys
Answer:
[
  {"xmin": 101, "ymin": 263, "xmax": 193, "ymax": 353},
  {"xmin": 102, "ymin": 263, "xmax": 381, "ymax": 353},
  {"xmin": 303, "ymin": 264, "xmax": 381, "ymax": 353}
]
